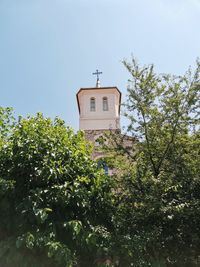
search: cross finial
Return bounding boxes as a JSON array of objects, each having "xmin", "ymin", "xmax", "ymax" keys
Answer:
[{"xmin": 92, "ymin": 69, "xmax": 103, "ymax": 88}]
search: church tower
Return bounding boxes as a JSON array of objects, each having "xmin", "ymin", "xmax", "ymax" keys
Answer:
[
  {"xmin": 76, "ymin": 86, "xmax": 121, "ymax": 131},
  {"xmin": 76, "ymin": 70, "xmax": 121, "ymax": 159}
]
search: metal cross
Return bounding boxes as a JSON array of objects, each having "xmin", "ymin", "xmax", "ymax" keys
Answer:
[{"xmin": 92, "ymin": 69, "xmax": 103, "ymax": 80}]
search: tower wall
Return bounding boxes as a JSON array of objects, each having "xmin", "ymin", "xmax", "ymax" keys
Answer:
[
  {"xmin": 77, "ymin": 87, "xmax": 121, "ymax": 131},
  {"xmin": 76, "ymin": 86, "xmax": 122, "ymax": 165}
]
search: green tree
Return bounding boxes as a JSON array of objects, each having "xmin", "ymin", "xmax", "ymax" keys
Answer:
[
  {"xmin": 0, "ymin": 112, "xmax": 114, "ymax": 267},
  {"xmin": 108, "ymin": 58, "xmax": 200, "ymax": 266}
]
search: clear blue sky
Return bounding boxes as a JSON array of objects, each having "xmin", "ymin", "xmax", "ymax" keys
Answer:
[{"xmin": 1, "ymin": 0, "xmax": 200, "ymax": 130}]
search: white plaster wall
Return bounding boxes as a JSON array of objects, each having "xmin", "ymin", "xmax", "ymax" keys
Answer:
[
  {"xmin": 80, "ymin": 92, "xmax": 117, "ymax": 118},
  {"xmin": 80, "ymin": 118, "xmax": 120, "ymax": 130}
]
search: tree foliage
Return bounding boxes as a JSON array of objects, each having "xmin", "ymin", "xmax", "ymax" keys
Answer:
[
  {"xmin": 0, "ymin": 111, "xmax": 113, "ymax": 267},
  {"xmin": 108, "ymin": 58, "xmax": 200, "ymax": 266}
]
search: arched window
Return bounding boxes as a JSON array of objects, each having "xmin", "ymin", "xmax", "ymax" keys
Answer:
[
  {"xmin": 90, "ymin": 97, "xmax": 95, "ymax": 111},
  {"xmin": 103, "ymin": 97, "xmax": 108, "ymax": 111}
]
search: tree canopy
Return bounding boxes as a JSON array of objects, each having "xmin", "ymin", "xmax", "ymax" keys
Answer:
[
  {"xmin": 0, "ymin": 111, "xmax": 113, "ymax": 267},
  {"xmin": 107, "ymin": 58, "xmax": 200, "ymax": 266}
]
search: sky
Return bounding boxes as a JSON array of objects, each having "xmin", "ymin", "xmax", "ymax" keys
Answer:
[{"xmin": 0, "ymin": 0, "xmax": 200, "ymax": 130}]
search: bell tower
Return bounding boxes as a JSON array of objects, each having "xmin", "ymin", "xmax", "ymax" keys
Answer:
[
  {"xmin": 76, "ymin": 86, "xmax": 121, "ymax": 131},
  {"xmin": 76, "ymin": 70, "xmax": 121, "ymax": 131},
  {"xmin": 76, "ymin": 71, "xmax": 121, "ymax": 159}
]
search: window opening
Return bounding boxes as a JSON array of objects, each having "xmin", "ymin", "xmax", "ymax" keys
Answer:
[
  {"xmin": 103, "ymin": 97, "xmax": 108, "ymax": 111},
  {"xmin": 90, "ymin": 97, "xmax": 95, "ymax": 111}
]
